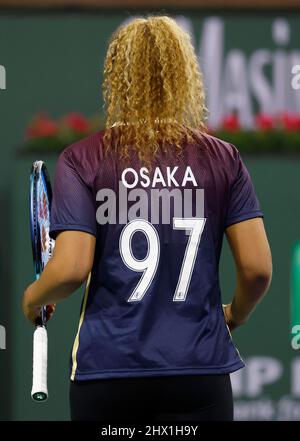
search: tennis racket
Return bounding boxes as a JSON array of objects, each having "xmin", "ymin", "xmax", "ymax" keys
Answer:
[{"xmin": 29, "ymin": 160, "xmax": 55, "ymax": 402}]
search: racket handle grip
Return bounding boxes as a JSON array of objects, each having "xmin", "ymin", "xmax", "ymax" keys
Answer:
[{"xmin": 31, "ymin": 325, "xmax": 48, "ymax": 401}]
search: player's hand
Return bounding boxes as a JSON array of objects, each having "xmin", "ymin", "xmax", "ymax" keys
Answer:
[
  {"xmin": 223, "ymin": 303, "xmax": 239, "ymax": 332},
  {"xmin": 23, "ymin": 285, "xmax": 56, "ymax": 324},
  {"xmin": 45, "ymin": 304, "xmax": 56, "ymax": 322}
]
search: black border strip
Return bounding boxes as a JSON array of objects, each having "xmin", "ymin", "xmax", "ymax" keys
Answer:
[{"xmin": 0, "ymin": 6, "xmax": 300, "ymax": 16}]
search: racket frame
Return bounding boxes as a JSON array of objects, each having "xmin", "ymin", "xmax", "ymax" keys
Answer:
[{"xmin": 29, "ymin": 160, "xmax": 54, "ymax": 401}]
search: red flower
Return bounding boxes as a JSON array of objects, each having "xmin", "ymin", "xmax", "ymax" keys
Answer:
[
  {"xmin": 221, "ymin": 114, "xmax": 240, "ymax": 132},
  {"xmin": 279, "ymin": 112, "xmax": 300, "ymax": 131},
  {"xmin": 255, "ymin": 113, "xmax": 274, "ymax": 131},
  {"xmin": 26, "ymin": 114, "xmax": 58, "ymax": 138},
  {"xmin": 63, "ymin": 112, "xmax": 90, "ymax": 133}
]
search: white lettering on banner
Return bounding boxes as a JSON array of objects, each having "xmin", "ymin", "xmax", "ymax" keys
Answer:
[
  {"xmin": 199, "ymin": 17, "xmax": 300, "ymax": 128},
  {"xmin": 234, "ymin": 399, "xmax": 275, "ymax": 421},
  {"xmin": 0, "ymin": 65, "xmax": 5, "ymax": 90},
  {"xmin": 230, "ymin": 367, "xmax": 243, "ymax": 397},
  {"xmin": 223, "ymin": 50, "xmax": 253, "ymax": 127},
  {"xmin": 291, "ymin": 325, "xmax": 300, "ymax": 350},
  {"xmin": 246, "ymin": 357, "xmax": 283, "ymax": 397},
  {"xmin": 290, "ymin": 54, "xmax": 300, "ymax": 110},
  {"xmin": 0, "ymin": 325, "xmax": 6, "ymax": 349},
  {"xmin": 199, "ymin": 17, "xmax": 224, "ymax": 129},
  {"xmin": 234, "ymin": 398, "xmax": 300, "ymax": 421},
  {"xmin": 277, "ymin": 396, "xmax": 300, "ymax": 420},
  {"xmin": 273, "ymin": 18, "xmax": 290, "ymax": 45},
  {"xmin": 291, "ymin": 358, "xmax": 300, "ymax": 397},
  {"xmin": 230, "ymin": 356, "xmax": 283, "ymax": 397},
  {"xmin": 231, "ymin": 357, "xmax": 300, "ymax": 420},
  {"xmin": 292, "ymin": 65, "xmax": 300, "ymax": 90}
]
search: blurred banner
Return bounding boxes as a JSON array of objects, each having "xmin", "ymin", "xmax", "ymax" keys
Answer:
[
  {"xmin": 0, "ymin": 9, "xmax": 300, "ymax": 421},
  {"xmin": 188, "ymin": 15, "xmax": 299, "ymax": 129}
]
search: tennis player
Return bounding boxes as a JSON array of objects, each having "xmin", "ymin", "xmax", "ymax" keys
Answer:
[{"xmin": 23, "ymin": 16, "xmax": 272, "ymax": 421}]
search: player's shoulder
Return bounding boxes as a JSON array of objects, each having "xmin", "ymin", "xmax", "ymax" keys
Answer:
[
  {"xmin": 61, "ymin": 129, "xmax": 105, "ymax": 163},
  {"xmin": 55, "ymin": 130, "xmax": 106, "ymax": 184},
  {"xmin": 199, "ymin": 132, "xmax": 239, "ymax": 162}
]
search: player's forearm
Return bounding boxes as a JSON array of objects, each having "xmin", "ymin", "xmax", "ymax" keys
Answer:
[
  {"xmin": 25, "ymin": 258, "xmax": 83, "ymax": 307},
  {"xmin": 230, "ymin": 269, "xmax": 272, "ymax": 326}
]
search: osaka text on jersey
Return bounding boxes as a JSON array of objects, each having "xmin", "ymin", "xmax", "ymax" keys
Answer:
[{"xmin": 96, "ymin": 166, "xmax": 204, "ymax": 225}]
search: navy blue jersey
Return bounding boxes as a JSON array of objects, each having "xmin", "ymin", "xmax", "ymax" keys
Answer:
[{"xmin": 50, "ymin": 130, "xmax": 263, "ymax": 381}]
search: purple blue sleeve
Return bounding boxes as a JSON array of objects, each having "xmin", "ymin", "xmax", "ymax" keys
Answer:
[
  {"xmin": 225, "ymin": 150, "xmax": 263, "ymax": 228},
  {"xmin": 49, "ymin": 150, "xmax": 97, "ymax": 239}
]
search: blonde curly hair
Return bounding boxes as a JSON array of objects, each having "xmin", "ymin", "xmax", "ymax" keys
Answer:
[{"xmin": 102, "ymin": 15, "xmax": 207, "ymax": 164}]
